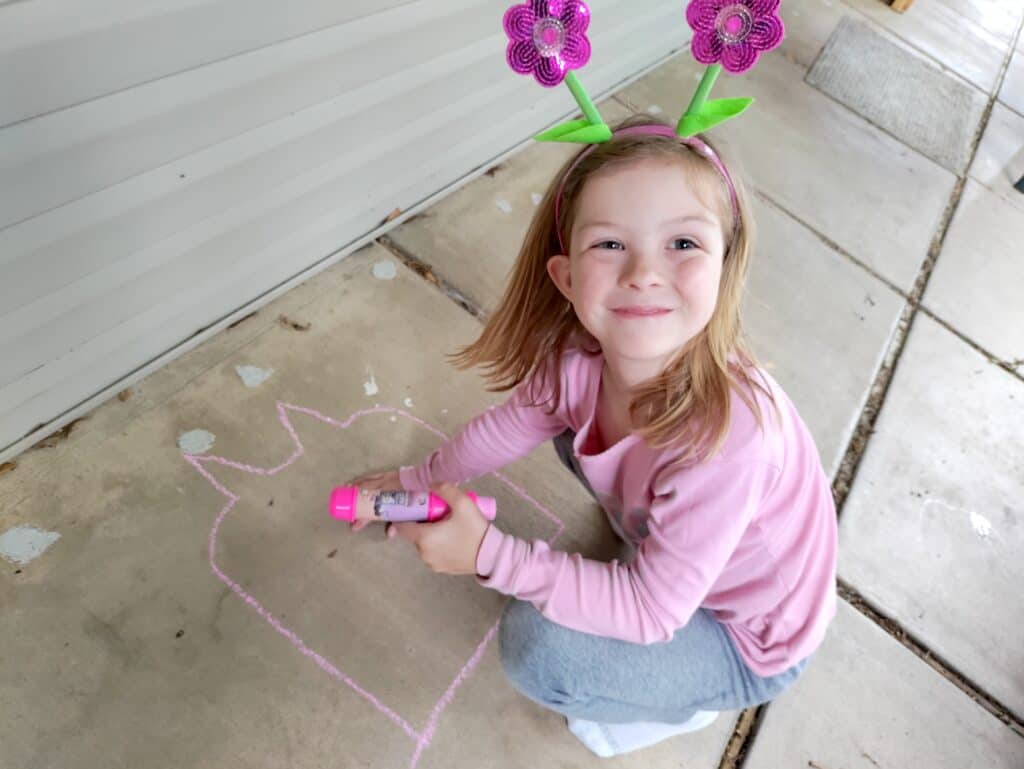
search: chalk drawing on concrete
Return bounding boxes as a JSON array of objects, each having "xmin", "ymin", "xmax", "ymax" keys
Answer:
[{"xmin": 183, "ymin": 402, "xmax": 565, "ymax": 768}]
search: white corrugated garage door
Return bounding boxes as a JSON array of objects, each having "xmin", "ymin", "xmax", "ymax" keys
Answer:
[{"xmin": 0, "ymin": 0, "xmax": 689, "ymax": 461}]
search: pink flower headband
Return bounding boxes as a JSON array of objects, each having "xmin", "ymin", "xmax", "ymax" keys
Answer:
[
  {"xmin": 503, "ymin": 0, "xmax": 784, "ymax": 140},
  {"xmin": 503, "ymin": 1, "xmax": 784, "ymax": 250}
]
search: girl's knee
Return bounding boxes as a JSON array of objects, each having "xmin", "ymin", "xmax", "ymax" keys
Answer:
[
  {"xmin": 498, "ymin": 600, "xmax": 565, "ymax": 698},
  {"xmin": 498, "ymin": 600, "xmax": 544, "ymax": 675},
  {"xmin": 747, "ymin": 656, "xmax": 810, "ymax": 708}
]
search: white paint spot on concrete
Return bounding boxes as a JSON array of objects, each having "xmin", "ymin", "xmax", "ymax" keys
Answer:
[
  {"xmin": 495, "ymin": 198, "xmax": 513, "ymax": 214},
  {"xmin": 531, "ymin": 192, "xmax": 543, "ymax": 206},
  {"xmin": 363, "ymin": 373, "xmax": 379, "ymax": 397},
  {"xmin": 648, "ymin": 105, "xmax": 663, "ymax": 115},
  {"xmin": 372, "ymin": 260, "xmax": 397, "ymax": 280},
  {"xmin": 178, "ymin": 429, "xmax": 216, "ymax": 454},
  {"xmin": 922, "ymin": 498, "xmax": 996, "ymax": 541},
  {"xmin": 0, "ymin": 526, "xmax": 61, "ymax": 565},
  {"xmin": 389, "ymin": 415, "xmax": 397, "ymax": 422},
  {"xmin": 403, "ymin": 397, "xmax": 414, "ymax": 408},
  {"xmin": 235, "ymin": 365, "xmax": 274, "ymax": 388},
  {"xmin": 441, "ymin": 409, "xmax": 448, "ymax": 415},
  {"xmin": 969, "ymin": 511, "xmax": 993, "ymax": 539}
]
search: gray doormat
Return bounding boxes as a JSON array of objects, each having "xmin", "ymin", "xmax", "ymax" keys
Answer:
[{"xmin": 807, "ymin": 17, "xmax": 986, "ymax": 175}]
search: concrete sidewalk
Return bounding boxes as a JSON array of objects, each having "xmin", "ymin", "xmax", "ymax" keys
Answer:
[{"xmin": 3, "ymin": 1, "xmax": 1023, "ymax": 767}]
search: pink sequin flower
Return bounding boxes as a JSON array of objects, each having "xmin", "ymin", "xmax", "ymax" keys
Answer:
[
  {"xmin": 686, "ymin": 0, "xmax": 784, "ymax": 74},
  {"xmin": 503, "ymin": 0, "xmax": 592, "ymax": 87}
]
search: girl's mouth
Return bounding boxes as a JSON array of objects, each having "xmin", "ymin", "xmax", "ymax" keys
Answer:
[{"xmin": 612, "ymin": 306, "xmax": 672, "ymax": 318}]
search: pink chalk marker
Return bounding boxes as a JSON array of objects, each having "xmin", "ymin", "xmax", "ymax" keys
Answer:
[{"xmin": 329, "ymin": 486, "xmax": 497, "ymax": 524}]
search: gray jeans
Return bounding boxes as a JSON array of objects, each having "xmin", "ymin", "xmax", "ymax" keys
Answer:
[{"xmin": 494, "ymin": 430, "xmax": 808, "ymax": 724}]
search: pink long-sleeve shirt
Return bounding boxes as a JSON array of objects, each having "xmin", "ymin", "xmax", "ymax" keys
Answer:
[{"xmin": 400, "ymin": 349, "xmax": 837, "ymax": 677}]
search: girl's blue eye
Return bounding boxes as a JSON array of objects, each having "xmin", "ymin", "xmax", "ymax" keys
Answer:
[
  {"xmin": 672, "ymin": 238, "xmax": 699, "ymax": 250},
  {"xmin": 595, "ymin": 240, "xmax": 625, "ymax": 250}
]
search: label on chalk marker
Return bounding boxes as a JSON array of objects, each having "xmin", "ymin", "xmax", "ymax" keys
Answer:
[{"xmin": 373, "ymin": 490, "xmax": 432, "ymax": 521}]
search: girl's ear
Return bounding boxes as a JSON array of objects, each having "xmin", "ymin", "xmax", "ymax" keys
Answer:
[{"xmin": 546, "ymin": 254, "xmax": 573, "ymax": 301}]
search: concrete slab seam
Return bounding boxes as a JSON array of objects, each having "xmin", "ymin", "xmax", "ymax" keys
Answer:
[
  {"xmin": 376, "ymin": 236, "xmax": 486, "ymax": 320},
  {"xmin": 838, "ymin": 581, "xmax": 1024, "ymax": 738},
  {"xmin": 819, "ymin": 9, "xmax": 1024, "ymax": 750},
  {"xmin": 717, "ymin": 708, "xmax": 761, "ymax": 769},
  {"xmin": 834, "ymin": 5, "xmax": 1024, "ymax": 508},
  {"xmin": 758, "ymin": 180, "xmax": 1021, "ymax": 381}
]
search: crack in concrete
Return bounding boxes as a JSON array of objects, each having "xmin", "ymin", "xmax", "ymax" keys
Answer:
[
  {"xmin": 754, "ymin": 184, "xmax": 1024, "ymax": 386},
  {"xmin": 82, "ymin": 610, "xmax": 139, "ymax": 669},
  {"xmin": 209, "ymin": 586, "xmax": 230, "ymax": 643},
  {"xmin": 839, "ymin": 581, "xmax": 1024, "ymax": 739},
  {"xmin": 27, "ymin": 416, "xmax": 89, "ymax": 452},
  {"xmin": 718, "ymin": 707, "xmax": 762, "ymax": 769},
  {"xmin": 375, "ymin": 236, "xmax": 487, "ymax": 322},
  {"xmin": 814, "ymin": 9, "xmax": 1024, "ymax": 758},
  {"xmin": 829, "ymin": 6, "xmax": 1024, "ymax": 533}
]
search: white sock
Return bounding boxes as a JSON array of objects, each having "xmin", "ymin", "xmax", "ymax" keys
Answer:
[{"xmin": 567, "ymin": 711, "xmax": 719, "ymax": 757}]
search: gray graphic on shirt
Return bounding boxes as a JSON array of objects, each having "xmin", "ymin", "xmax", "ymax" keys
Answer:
[
  {"xmin": 597, "ymin": 492, "xmax": 651, "ymax": 544},
  {"xmin": 622, "ymin": 507, "xmax": 651, "ymax": 541}
]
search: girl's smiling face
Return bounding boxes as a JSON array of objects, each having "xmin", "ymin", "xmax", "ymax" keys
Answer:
[{"xmin": 547, "ymin": 158, "xmax": 727, "ymax": 375}]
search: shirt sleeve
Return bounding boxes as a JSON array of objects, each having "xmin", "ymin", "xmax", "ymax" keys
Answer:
[
  {"xmin": 474, "ymin": 458, "xmax": 780, "ymax": 644},
  {"xmin": 399, "ymin": 363, "xmax": 570, "ymax": 491}
]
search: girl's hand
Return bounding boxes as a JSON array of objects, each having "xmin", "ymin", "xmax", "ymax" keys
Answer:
[
  {"xmin": 386, "ymin": 483, "xmax": 491, "ymax": 576},
  {"xmin": 346, "ymin": 469, "xmax": 403, "ymax": 532}
]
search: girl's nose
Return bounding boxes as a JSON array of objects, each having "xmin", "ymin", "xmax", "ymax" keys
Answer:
[{"xmin": 620, "ymin": 249, "xmax": 663, "ymax": 289}]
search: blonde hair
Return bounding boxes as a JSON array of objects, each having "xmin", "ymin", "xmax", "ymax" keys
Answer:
[{"xmin": 450, "ymin": 116, "xmax": 776, "ymax": 464}]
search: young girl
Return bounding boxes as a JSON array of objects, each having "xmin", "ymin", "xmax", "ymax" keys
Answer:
[{"xmin": 352, "ymin": 116, "xmax": 838, "ymax": 757}]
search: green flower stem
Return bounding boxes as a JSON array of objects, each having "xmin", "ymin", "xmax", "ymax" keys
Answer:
[
  {"xmin": 684, "ymin": 64, "xmax": 721, "ymax": 118},
  {"xmin": 565, "ymin": 71, "xmax": 603, "ymax": 126}
]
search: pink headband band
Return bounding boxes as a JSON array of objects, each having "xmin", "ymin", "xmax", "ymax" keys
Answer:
[{"xmin": 553, "ymin": 124, "xmax": 740, "ymax": 254}]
